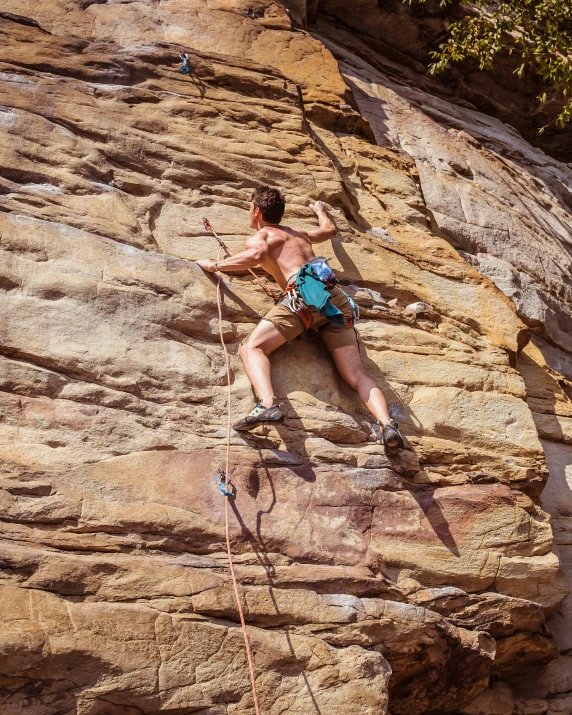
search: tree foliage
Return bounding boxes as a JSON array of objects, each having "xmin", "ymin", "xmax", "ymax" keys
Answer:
[{"xmin": 412, "ymin": 0, "xmax": 572, "ymax": 130}]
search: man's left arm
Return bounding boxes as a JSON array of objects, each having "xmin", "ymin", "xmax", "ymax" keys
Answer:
[
  {"xmin": 196, "ymin": 232, "xmax": 269, "ymax": 273},
  {"xmin": 304, "ymin": 201, "xmax": 337, "ymax": 243}
]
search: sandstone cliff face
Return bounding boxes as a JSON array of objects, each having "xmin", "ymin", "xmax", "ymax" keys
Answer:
[{"xmin": 0, "ymin": 3, "xmax": 571, "ymax": 714}]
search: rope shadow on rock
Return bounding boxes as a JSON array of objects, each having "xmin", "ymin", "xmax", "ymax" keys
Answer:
[
  {"xmin": 277, "ymin": 623, "xmax": 325, "ymax": 715},
  {"xmin": 406, "ymin": 487, "xmax": 460, "ymax": 557},
  {"xmin": 227, "ymin": 448, "xmax": 289, "ymax": 580},
  {"xmin": 249, "ymin": 339, "xmax": 458, "ymax": 555},
  {"xmin": 228, "ymin": 497, "xmax": 277, "ymax": 580}
]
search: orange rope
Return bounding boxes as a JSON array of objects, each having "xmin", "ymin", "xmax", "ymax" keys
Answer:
[{"xmin": 216, "ymin": 245, "xmax": 262, "ymax": 715}]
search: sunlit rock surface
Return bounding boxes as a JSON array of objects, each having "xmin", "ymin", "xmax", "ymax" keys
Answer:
[{"xmin": 0, "ymin": 3, "xmax": 571, "ymax": 713}]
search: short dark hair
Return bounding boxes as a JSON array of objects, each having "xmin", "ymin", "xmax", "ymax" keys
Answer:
[{"xmin": 252, "ymin": 186, "xmax": 285, "ymax": 224}]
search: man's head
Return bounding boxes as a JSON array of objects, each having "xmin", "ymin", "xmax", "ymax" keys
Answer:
[{"xmin": 250, "ymin": 186, "xmax": 285, "ymax": 228}]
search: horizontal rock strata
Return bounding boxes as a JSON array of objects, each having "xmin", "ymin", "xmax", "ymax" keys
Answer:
[{"xmin": 0, "ymin": 3, "xmax": 570, "ymax": 714}]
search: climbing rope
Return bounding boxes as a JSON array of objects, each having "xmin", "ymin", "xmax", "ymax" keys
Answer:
[{"xmin": 215, "ymin": 241, "xmax": 262, "ymax": 715}]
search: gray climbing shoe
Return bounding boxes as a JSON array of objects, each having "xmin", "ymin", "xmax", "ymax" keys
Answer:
[
  {"xmin": 233, "ymin": 402, "xmax": 284, "ymax": 432},
  {"xmin": 382, "ymin": 422, "xmax": 404, "ymax": 455}
]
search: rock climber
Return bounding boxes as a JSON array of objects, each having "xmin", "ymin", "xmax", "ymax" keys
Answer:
[{"xmin": 196, "ymin": 187, "xmax": 404, "ymax": 454}]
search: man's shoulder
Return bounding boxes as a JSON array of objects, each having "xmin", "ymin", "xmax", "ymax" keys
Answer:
[
  {"xmin": 279, "ymin": 225, "xmax": 309, "ymax": 239},
  {"xmin": 251, "ymin": 225, "xmax": 306, "ymax": 243},
  {"xmin": 248, "ymin": 228, "xmax": 271, "ymax": 242},
  {"xmin": 262, "ymin": 226, "xmax": 296, "ymax": 241}
]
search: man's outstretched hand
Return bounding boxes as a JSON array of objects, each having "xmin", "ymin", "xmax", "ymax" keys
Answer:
[
  {"xmin": 196, "ymin": 259, "xmax": 218, "ymax": 273},
  {"xmin": 306, "ymin": 200, "xmax": 336, "ymax": 242},
  {"xmin": 309, "ymin": 200, "xmax": 327, "ymax": 215}
]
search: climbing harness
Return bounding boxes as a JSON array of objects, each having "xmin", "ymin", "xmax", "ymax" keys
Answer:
[
  {"xmin": 215, "ymin": 241, "xmax": 262, "ymax": 715},
  {"xmin": 306, "ymin": 256, "xmax": 361, "ymax": 326},
  {"xmin": 203, "ymin": 218, "xmax": 280, "ymax": 304},
  {"xmin": 279, "ymin": 278, "xmax": 313, "ymax": 330},
  {"xmin": 280, "ymin": 257, "xmax": 360, "ymax": 330}
]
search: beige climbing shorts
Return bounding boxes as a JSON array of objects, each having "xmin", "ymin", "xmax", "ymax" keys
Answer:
[{"xmin": 263, "ymin": 286, "xmax": 358, "ymax": 353}]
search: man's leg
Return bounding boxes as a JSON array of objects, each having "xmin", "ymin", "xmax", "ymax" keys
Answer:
[
  {"xmin": 330, "ymin": 345, "xmax": 392, "ymax": 426},
  {"xmin": 238, "ymin": 319, "xmax": 286, "ymax": 407}
]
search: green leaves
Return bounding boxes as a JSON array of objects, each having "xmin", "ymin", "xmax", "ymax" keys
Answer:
[{"xmin": 412, "ymin": 0, "xmax": 572, "ymax": 129}]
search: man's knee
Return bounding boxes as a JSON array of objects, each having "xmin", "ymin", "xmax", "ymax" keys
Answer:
[
  {"xmin": 345, "ymin": 372, "xmax": 361, "ymax": 391},
  {"xmin": 349, "ymin": 366, "xmax": 372, "ymax": 392},
  {"xmin": 239, "ymin": 336, "xmax": 269, "ymax": 359},
  {"xmin": 240, "ymin": 320, "xmax": 286, "ymax": 360}
]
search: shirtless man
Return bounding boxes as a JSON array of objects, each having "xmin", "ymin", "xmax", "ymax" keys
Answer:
[{"xmin": 196, "ymin": 186, "xmax": 403, "ymax": 452}]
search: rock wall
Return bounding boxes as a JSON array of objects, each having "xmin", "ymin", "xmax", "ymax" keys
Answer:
[{"xmin": 0, "ymin": 2, "xmax": 571, "ymax": 714}]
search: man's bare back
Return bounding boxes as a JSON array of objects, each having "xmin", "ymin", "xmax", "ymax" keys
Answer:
[{"xmin": 253, "ymin": 226, "xmax": 317, "ymax": 289}]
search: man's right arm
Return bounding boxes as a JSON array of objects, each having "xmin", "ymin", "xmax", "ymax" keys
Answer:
[
  {"xmin": 305, "ymin": 201, "xmax": 337, "ymax": 243},
  {"xmin": 196, "ymin": 231, "xmax": 269, "ymax": 273}
]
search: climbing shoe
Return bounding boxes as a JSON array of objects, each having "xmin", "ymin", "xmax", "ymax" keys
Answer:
[
  {"xmin": 232, "ymin": 402, "xmax": 284, "ymax": 432},
  {"xmin": 381, "ymin": 422, "xmax": 404, "ymax": 455}
]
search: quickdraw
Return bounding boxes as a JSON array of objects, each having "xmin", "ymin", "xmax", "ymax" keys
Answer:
[
  {"xmin": 279, "ymin": 281, "xmax": 313, "ymax": 330},
  {"xmin": 178, "ymin": 51, "xmax": 190, "ymax": 74},
  {"xmin": 342, "ymin": 289, "xmax": 360, "ymax": 326},
  {"xmin": 278, "ymin": 268, "xmax": 360, "ymax": 332},
  {"xmin": 217, "ymin": 468, "xmax": 234, "ymax": 498}
]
